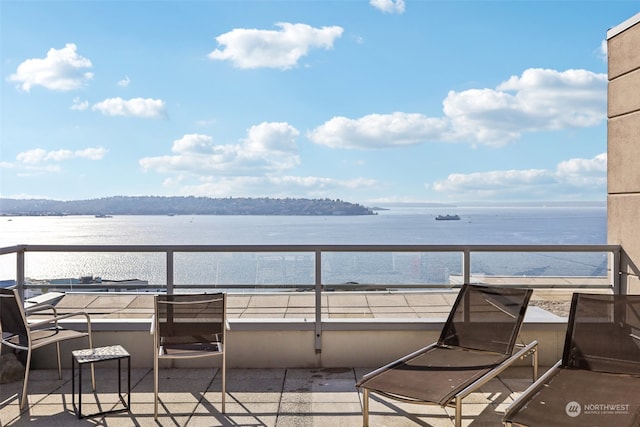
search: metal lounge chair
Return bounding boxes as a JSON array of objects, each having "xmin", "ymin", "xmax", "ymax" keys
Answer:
[
  {"xmin": 152, "ymin": 292, "xmax": 227, "ymax": 419},
  {"xmin": 0, "ymin": 288, "xmax": 95, "ymax": 409},
  {"xmin": 356, "ymin": 284, "xmax": 538, "ymax": 427},
  {"xmin": 503, "ymin": 292, "xmax": 640, "ymax": 426}
]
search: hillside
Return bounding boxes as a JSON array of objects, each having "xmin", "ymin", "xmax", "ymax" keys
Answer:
[{"xmin": 0, "ymin": 196, "xmax": 375, "ymax": 216}]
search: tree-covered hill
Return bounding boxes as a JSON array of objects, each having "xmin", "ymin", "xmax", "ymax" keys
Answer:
[{"xmin": 0, "ymin": 196, "xmax": 375, "ymax": 216}]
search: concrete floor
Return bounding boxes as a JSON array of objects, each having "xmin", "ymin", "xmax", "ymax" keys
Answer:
[{"xmin": 1, "ymin": 366, "xmax": 538, "ymax": 427}]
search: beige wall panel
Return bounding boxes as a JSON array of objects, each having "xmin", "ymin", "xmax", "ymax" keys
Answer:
[
  {"xmin": 609, "ymin": 21, "xmax": 640, "ymax": 79},
  {"xmin": 608, "ymin": 112, "xmax": 640, "ymax": 194},
  {"xmin": 608, "ymin": 195, "xmax": 640, "ymax": 294},
  {"xmin": 609, "ymin": 68, "xmax": 640, "ymax": 118}
]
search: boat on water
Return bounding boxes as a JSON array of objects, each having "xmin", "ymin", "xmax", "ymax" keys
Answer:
[{"xmin": 435, "ymin": 214, "xmax": 460, "ymax": 221}]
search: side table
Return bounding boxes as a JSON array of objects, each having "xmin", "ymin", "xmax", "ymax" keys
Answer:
[{"xmin": 71, "ymin": 345, "xmax": 131, "ymax": 419}]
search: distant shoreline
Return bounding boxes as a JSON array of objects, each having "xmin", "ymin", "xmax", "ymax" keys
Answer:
[{"xmin": 0, "ymin": 196, "xmax": 376, "ymax": 216}]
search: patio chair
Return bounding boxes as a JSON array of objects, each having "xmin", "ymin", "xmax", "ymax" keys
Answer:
[
  {"xmin": 0, "ymin": 288, "xmax": 94, "ymax": 409},
  {"xmin": 503, "ymin": 292, "xmax": 640, "ymax": 426},
  {"xmin": 152, "ymin": 292, "xmax": 227, "ymax": 419},
  {"xmin": 356, "ymin": 284, "xmax": 538, "ymax": 427}
]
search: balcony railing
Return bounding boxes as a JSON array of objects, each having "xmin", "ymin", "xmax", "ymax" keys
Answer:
[
  {"xmin": 1, "ymin": 243, "xmax": 621, "ymax": 294},
  {"xmin": 0, "ymin": 243, "xmax": 621, "ymax": 353}
]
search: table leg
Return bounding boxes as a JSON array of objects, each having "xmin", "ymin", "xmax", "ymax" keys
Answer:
[
  {"xmin": 71, "ymin": 356, "xmax": 76, "ymax": 417},
  {"xmin": 78, "ymin": 360, "xmax": 82, "ymax": 418},
  {"xmin": 127, "ymin": 356, "xmax": 131, "ymax": 410}
]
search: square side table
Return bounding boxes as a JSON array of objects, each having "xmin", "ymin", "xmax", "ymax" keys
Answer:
[{"xmin": 71, "ymin": 344, "xmax": 131, "ymax": 419}]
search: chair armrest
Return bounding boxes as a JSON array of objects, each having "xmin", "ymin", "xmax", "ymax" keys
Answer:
[
  {"xmin": 504, "ymin": 360, "xmax": 562, "ymax": 420},
  {"xmin": 27, "ymin": 310, "xmax": 92, "ymax": 330},
  {"xmin": 25, "ymin": 303, "xmax": 58, "ymax": 316}
]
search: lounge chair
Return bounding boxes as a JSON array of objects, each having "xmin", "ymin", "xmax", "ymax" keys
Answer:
[
  {"xmin": 0, "ymin": 288, "xmax": 95, "ymax": 409},
  {"xmin": 356, "ymin": 284, "xmax": 538, "ymax": 427},
  {"xmin": 503, "ymin": 292, "xmax": 640, "ymax": 426},
  {"xmin": 152, "ymin": 292, "xmax": 227, "ymax": 419}
]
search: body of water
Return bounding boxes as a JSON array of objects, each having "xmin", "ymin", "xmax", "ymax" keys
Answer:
[{"xmin": 0, "ymin": 205, "xmax": 608, "ymax": 287}]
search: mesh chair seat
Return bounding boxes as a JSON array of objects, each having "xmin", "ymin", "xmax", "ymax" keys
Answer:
[
  {"xmin": 0, "ymin": 288, "xmax": 94, "ymax": 409},
  {"xmin": 357, "ymin": 284, "xmax": 537, "ymax": 427},
  {"xmin": 153, "ymin": 292, "xmax": 227, "ymax": 419},
  {"xmin": 361, "ymin": 346, "xmax": 508, "ymax": 405},
  {"xmin": 504, "ymin": 292, "xmax": 640, "ymax": 427}
]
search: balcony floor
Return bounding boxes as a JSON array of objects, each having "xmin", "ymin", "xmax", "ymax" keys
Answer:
[
  {"xmin": 1, "ymin": 366, "xmax": 538, "ymax": 426},
  {"xmin": 29, "ymin": 287, "xmax": 587, "ymax": 320}
]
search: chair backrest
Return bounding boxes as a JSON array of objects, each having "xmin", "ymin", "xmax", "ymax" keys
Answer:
[
  {"xmin": 438, "ymin": 284, "xmax": 533, "ymax": 354},
  {"xmin": 154, "ymin": 293, "xmax": 225, "ymax": 349},
  {"xmin": 562, "ymin": 292, "xmax": 640, "ymax": 375},
  {"xmin": 0, "ymin": 288, "xmax": 29, "ymax": 344}
]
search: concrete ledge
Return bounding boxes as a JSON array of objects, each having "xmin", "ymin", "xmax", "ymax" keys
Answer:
[{"xmin": 29, "ymin": 307, "xmax": 566, "ymax": 370}]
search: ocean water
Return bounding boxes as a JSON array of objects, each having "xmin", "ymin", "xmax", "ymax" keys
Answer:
[{"xmin": 0, "ymin": 205, "xmax": 608, "ymax": 287}]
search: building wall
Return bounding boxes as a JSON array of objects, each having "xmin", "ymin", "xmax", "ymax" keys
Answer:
[{"xmin": 608, "ymin": 13, "xmax": 640, "ymax": 294}]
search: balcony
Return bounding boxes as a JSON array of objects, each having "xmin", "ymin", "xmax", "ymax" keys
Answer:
[
  {"xmin": 1, "ymin": 365, "xmax": 537, "ymax": 426},
  {"xmin": 0, "ymin": 243, "xmax": 621, "ymax": 425}
]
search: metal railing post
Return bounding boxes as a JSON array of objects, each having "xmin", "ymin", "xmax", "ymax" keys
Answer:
[
  {"xmin": 463, "ymin": 249, "xmax": 471, "ymax": 285},
  {"xmin": 16, "ymin": 247, "xmax": 25, "ymax": 301},
  {"xmin": 315, "ymin": 249, "xmax": 322, "ymax": 353},
  {"xmin": 612, "ymin": 247, "xmax": 621, "ymax": 294},
  {"xmin": 166, "ymin": 249, "xmax": 174, "ymax": 295}
]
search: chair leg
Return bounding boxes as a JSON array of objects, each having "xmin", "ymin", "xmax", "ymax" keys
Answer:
[
  {"xmin": 221, "ymin": 352, "xmax": 226, "ymax": 413},
  {"xmin": 455, "ymin": 396, "xmax": 462, "ymax": 427},
  {"xmin": 362, "ymin": 388, "xmax": 369, "ymax": 427},
  {"xmin": 20, "ymin": 349, "xmax": 33, "ymax": 410},
  {"xmin": 532, "ymin": 346, "xmax": 539, "ymax": 382},
  {"xmin": 87, "ymin": 335, "xmax": 95, "ymax": 391},
  {"xmin": 55, "ymin": 342, "xmax": 62, "ymax": 379},
  {"xmin": 154, "ymin": 353, "xmax": 159, "ymax": 419}
]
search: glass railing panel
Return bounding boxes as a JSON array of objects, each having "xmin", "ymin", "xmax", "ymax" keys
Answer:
[
  {"xmin": 468, "ymin": 251, "xmax": 610, "ymax": 288},
  {"xmin": 321, "ymin": 251, "xmax": 462, "ymax": 288},
  {"xmin": 320, "ymin": 251, "xmax": 463, "ymax": 320},
  {"xmin": 18, "ymin": 252, "xmax": 166, "ymax": 296},
  {"xmin": 172, "ymin": 251, "xmax": 315, "ymax": 291}
]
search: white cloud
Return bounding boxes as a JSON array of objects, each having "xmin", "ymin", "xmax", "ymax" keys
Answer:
[
  {"xmin": 92, "ymin": 97, "xmax": 167, "ymax": 119},
  {"xmin": 71, "ymin": 97, "xmax": 89, "ymax": 111},
  {"xmin": 140, "ymin": 122, "xmax": 301, "ymax": 176},
  {"xmin": 598, "ymin": 39, "xmax": 607, "ymax": 61},
  {"xmin": 15, "ymin": 147, "xmax": 107, "ymax": 165},
  {"xmin": 430, "ymin": 153, "xmax": 607, "ymax": 200},
  {"xmin": 76, "ymin": 147, "xmax": 108, "ymax": 160},
  {"xmin": 10, "ymin": 147, "xmax": 107, "ymax": 176},
  {"xmin": 7, "ymin": 43, "xmax": 93, "ymax": 92},
  {"xmin": 118, "ymin": 75, "xmax": 131, "ymax": 87},
  {"xmin": 140, "ymin": 123, "xmax": 378, "ymax": 198},
  {"xmin": 16, "ymin": 149, "xmax": 48, "ymax": 165},
  {"xmin": 44, "ymin": 149, "xmax": 75, "ymax": 162},
  {"xmin": 208, "ymin": 22, "xmax": 344, "ymax": 69},
  {"xmin": 309, "ymin": 68, "xmax": 607, "ymax": 149},
  {"xmin": 370, "ymin": 0, "xmax": 405, "ymax": 14},
  {"xmin": 307, "ymin": 112, "xmax": 450, "ymax": 149}
]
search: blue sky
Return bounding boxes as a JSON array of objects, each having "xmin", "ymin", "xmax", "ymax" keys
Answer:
[{"xmin": 1, "ymin": 1, "xmax": 638, "ymax": 205}]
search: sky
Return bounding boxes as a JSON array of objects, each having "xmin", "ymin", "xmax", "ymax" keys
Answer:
[{"xmin": 1, "ymin": 1, "xmax": 639, "ymax": 206}]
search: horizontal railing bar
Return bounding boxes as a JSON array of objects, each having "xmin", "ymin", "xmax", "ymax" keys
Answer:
[
  {"xmin": 7, "ymin": 244, "xmax": 620, "ymax": 253},
  {"xmin": 0, "ymin": 245, "xmax": 22, "ymax": 255},
  {"xmin": 20, "ymin": 282, "xmax": 612, "ymax": 292}
]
